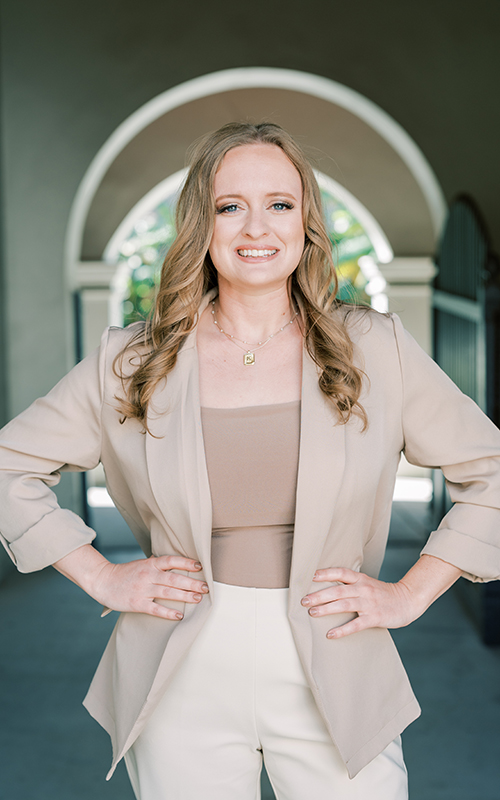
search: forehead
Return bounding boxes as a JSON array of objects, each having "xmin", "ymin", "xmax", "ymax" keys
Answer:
[{"xmin": 214, "ymin": 144, "xmax": 302, "ymax": 194}]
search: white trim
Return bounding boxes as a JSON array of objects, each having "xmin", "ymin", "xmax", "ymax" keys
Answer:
[
  {"xmin": 76, "ymin": 261, "xmax": 119, "ymax": 287},
  {"xmin": 65, "ymin": 67, "xmax": 446, "ymax": 289},
  {"xmin": 314, "ymin": 172, "xmax": 393, "ymax": 264},
  {"xmin": 379, "ymin": 257, "xmax": 437, "ymax": 284},
  {"xmin": 385, "ymin": 285, "xmax": 433, "ymax": 299}
]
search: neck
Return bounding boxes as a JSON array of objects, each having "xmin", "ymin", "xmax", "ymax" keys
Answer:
[{"xmin": 215, "ymin": 285, "xmax": 294, "ymax": 342}]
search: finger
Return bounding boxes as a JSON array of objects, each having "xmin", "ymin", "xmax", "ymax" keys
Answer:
[
  {"xmin": 146, "ymin": 601, "xmax": 185, "ymax": 621},
  {"xmin": 153, "ymin": 556, "xmax": 203, "ymax": 572},
  {"xmin": 308, "ymin": 598, "xmax": 360, "ymax": 617},
  {"xmin": 326, "ymin": 617, "xmax": 367, "ymax": 639},
  {"xmin": 157, "ymin": 572, "xmax": 209, "ymax": 594},
  {"xmin": 301, "ymin": 584, "xmax": 358, "ymax": 607},
  {"xmin": 128, "ymin": 597, "xmax": 186, "ymax": 620},
  {"xmin": 313, "ymin": 567, "xmax": 360, "ymax": 584},
  {"xmin": 152, "ymin": 585, "xmax": 204, "ymax": 604}
]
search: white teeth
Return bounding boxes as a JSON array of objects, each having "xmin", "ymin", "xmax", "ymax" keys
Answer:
[{"xmin": 238, "ymin": 249, "xmax": 277, "ymax": 257}]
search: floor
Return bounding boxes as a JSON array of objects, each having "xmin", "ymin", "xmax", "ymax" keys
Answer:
[{"xmin": 0, "ymin": 503, "xmax": 499, "ymax": 799}]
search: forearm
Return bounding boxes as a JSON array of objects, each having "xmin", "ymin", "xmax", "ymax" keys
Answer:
[
  {"xmin": 53, "ymin": 543, "xmax": 110, "ymax": 598},
  {"xmin": 398, "ymin": 553, "xmax": 462, "ymax": 618}
]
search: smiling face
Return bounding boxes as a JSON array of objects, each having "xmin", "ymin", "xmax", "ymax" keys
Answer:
[{"xmin": 208, "ymin": 143, "xmax": 305, "ymax": 297}]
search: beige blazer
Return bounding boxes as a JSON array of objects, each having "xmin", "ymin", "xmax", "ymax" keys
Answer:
[{"xmin": 1, "ymin": 290, "xmax": 500, "ymax": 778}]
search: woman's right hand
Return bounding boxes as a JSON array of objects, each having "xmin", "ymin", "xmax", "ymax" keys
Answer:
[{"xmin": 54, "ymin": 544, "xmax": 208, "ymax": 620}]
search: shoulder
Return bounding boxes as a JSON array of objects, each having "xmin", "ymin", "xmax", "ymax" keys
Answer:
[
  {"xmin": 101, "ymin": 321, "xmax": 148, "ymax": 377},
  {"xmin": 104, "ymin": 321, "xmax": 147, "ymax": 353},
  {"xmin": 331, "ymin": 302, "xmax": 399, "ymax": 351}
]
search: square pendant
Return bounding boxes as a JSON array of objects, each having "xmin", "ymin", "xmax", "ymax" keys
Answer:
[{"xmin": 243, "ymin": 352, "xmax": 255, "ymax": 366}]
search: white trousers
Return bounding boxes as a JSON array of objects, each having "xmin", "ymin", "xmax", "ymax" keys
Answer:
[{"xmin": 125, "ymin": 582, "xmax": 408, "ymax": 800}]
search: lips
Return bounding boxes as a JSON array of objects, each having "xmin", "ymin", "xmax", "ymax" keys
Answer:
[{"xmin": 237, "ymin": 249, "xmax": 278, "ymax": 257}]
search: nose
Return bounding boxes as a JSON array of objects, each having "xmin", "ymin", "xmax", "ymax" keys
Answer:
[{"xmin": 242, "ymin": 207, "xmax": 269, "ymax": 240}]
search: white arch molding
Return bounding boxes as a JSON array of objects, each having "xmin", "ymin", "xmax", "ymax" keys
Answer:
[{"xmin": 65, "ymin": 67, "xmax": 446, "ymax": 290}]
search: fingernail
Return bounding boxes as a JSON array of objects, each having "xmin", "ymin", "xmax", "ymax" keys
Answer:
[
  {"xmin": 194, "ymin": 562, "xmax": 202, "ymax": 569},
  {"xmin": 175, "ymin": 612, "xmax": 184, "ymax": 620},
  {"xmin": 327, "ymin": 630, "xmax": 336, "ymax": 639},
  {"xmin": 301, "ymin": 597, "xmax": 310, "ymax": 606},
  {"xmin": 193, "ymin": 593, "xmax": 202, "ymax": 602},
  {"xmin": 313, "ymin": 572, "xmax": 319, "ymax": 579},
  {"xmin": 201, "ymin": 583, "xmax": 209, "ymax": 592},
  {"xmin": 309, "ymin": 608, "xmax": 318, "ymax": 616}
]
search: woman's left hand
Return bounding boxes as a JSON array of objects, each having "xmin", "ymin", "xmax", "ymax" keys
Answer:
[
  {"xmin": 301, "ymin": 557, "xmax": 462, "ymax": 639},
  {"xmin": 301, "ymin": 568, "xmax": 418, "ymax": 639}
]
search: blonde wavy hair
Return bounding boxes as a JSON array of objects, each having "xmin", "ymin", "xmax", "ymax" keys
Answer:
[{"xmin": 115, "ymin": 122, "xmax": 367, "ymax": 430}]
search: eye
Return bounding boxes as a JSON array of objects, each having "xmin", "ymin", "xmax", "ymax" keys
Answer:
[
  {"xmin": 271, "ymin": 201, "xmax": 294, "ymax": 211},
  {"xmin": 216, "ymin": 203, "xmax": 239, "ymax": 214}
]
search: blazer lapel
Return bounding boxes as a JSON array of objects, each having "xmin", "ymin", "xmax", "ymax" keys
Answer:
[
  {"xmin": 289, "ymin": 349, "xmax": 346, "ymax": 604},
  {"xmin": 145, "ymin": 292, "xmax": 215, "ymax": 580}
]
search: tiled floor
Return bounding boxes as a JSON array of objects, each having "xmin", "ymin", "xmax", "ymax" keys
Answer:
[{"xmin": 0, "ymin": 503, "xmax": 499, "ymax": 799}]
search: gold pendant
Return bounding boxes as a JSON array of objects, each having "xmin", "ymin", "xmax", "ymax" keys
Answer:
[{"xmin": 243, "ymin": 352, "xmax": 255, "ymax": 366}]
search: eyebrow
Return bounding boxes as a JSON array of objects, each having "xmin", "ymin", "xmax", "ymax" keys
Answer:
[{"xmin": 215, "ymin": 192, "xmax": 299, "ymax": 202}]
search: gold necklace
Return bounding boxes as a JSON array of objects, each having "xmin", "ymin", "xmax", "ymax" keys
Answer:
[{"xmin": 211, "ymin": 300, "xmax": 298, "ymax": 365}]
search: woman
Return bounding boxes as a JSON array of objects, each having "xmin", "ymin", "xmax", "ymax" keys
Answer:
[{"xmin": 1, "ymin": 122, "xmax": 500, "ymax": 800}]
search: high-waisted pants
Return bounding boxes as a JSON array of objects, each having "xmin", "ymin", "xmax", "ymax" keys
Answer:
[{"xmin": 124, "ymin": 582, "xmax": 408, "ymax": 800}]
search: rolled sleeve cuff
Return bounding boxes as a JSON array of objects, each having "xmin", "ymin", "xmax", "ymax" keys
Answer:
[
  {"xmin": 1, "ymin": 508, "xmax": 96, "ymax": 573},
  {"xmin": 421, "ymin": 528, "xmax": 500, "ymax": 583}
]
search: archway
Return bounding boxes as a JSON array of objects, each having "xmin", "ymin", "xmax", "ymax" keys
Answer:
[
  {"xmin": 68, "ymin": 68, "xmax": 444, "ymax": 363},
  {"xmin": 67, "ymin": 68, "xmax": 444, "ymax": 276}
]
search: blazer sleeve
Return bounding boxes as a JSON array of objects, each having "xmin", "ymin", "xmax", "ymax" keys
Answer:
[
  {"xmin": 391, "ymin": 314, "xmax": 500, "ymax": 582},
  {"xmin": 0, "ymin": 328, "xmax": 112, "ymax": 573}
]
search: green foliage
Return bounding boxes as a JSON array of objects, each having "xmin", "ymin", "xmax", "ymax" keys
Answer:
[
  {"xmin": 320, "ymin": 190, "xmax": 374, "ymax": 305},
  {"xmin": 118, "ymin": 200, "xmax": 176, "ymax": 327}
]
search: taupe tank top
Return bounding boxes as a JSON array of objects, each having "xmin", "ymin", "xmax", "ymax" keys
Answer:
[{"xmin": 200, "ymin": 401, "xmax": 301, "ymax": 588}]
